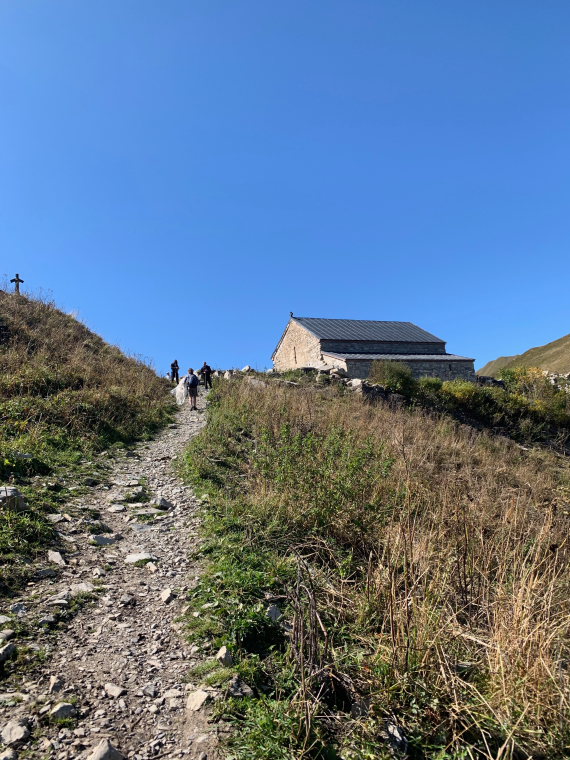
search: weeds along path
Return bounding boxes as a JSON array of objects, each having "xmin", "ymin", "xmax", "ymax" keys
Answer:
[{"xmin": 0, "ymin": 396, "xmax": 221, "ymax": 760}]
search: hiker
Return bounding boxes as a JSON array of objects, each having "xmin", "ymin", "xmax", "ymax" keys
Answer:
[
  {"xmin": 184, "ymin": 368, "xmax": 200, "ymax": 410},
  {"xmin": 200, "ymin": 362, "xmax": 213, "ymax": 389},
  {"xmin": 170, "ymin": 359, "xmax": 179, "ymax": 384}
]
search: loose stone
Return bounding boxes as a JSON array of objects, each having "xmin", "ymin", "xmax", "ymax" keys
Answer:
[
  {"xmin": 86, "ymin": 738, "xmax": 125, "ymax": 760},
  {"xmin": 49, "ymin": 702, "xmax": 77, "ymax": 720},
  {"xmin": 186, "ymin": 689, "xmax": 210, "ymax": 712},
  {"xmin": 124, "ymin": 552, "xmax": 156, "ymax": 565},
  {"xmin": 1, "ymin": 718, "xmax": 30, "ymax": 746},
  {"xmin": 104, "ymin": 683, "xmax": 126, "ymax": 698},
  {"xmin": 215, "ymin": 646, "xmax": 233, "ymax": 666}
]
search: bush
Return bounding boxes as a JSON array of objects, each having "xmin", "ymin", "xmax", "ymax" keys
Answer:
[{"xmin": 368, "ymin": 360, "xmax": 417, "ymax": 395}]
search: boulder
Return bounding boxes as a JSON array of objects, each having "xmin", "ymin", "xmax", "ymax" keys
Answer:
[
  {"xmin": 49, "ymin": 702, "xmax": 77, "ymax": 720},
  {"xmin": 150, "ymin": 496, "xmax": 173, "ymax": 511},
  {"xmin": 241, "ymin": 365, "xmax": 253, "ymax": 373},
  {"xmin": 0, "ymin": 487, "xmax": 27, "ymax": 513},
  {"xmin": 227, "ymin": 676, "xmax": 254, "ymax": 698},
  {"xmin": 186, "ymin": 689, "xmax": 210, "ymax": 712},
  {"xmin": 125, "ymin": 552, "xmax": 156, "ymax": 565},
  {"xmin": 86, "ymin": 739, "xmax": 125, "ymax": 760},
  {"xmin": 0, "ymin": 643, "xmax": 16, "ymax": 666},
  {"xmin": 104, "ymin": 683, "xmax": 126, "ymax": 698},
  {"xmin": 215, "ymin": 646, "xmax": 233, "ymax": 666},
  {"xmin": 1, "ymin": 718, "xmax": 30, "ymax": 746},
  {"xmin": 47, "ymin": 550, "xmax": 66, "ymax": 566}
]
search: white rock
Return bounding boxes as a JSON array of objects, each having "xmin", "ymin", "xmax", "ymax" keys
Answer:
[
  {"xmin": 104, "ymin": 683, "xmax": 126, "ymax": 698},
  {"xmin": 241, "ymin": 365, "xmax": 252, "ymax": 373},
  {"xmin": 0, "ymin": 748, "xmax": 18, "ymax": 759},
  {"xmin": 125, "ymin": 552, "xmax": 156, "ymax": 565},
  {"xmin": 70, "ymin": 582, "xmax": 95, "ymax": 597},
  {"xmin": 0, "ymin": 642, "xmax": 16, "ymax": 665},
  {"xmin": 49, "ymin": 702, "xmax": 77, "ymax": 720},
  {"xmin": 186, "ymin": 689, "xmax": 209, "ymax": 712},
  {"xmin": 47, "ymin": 550, "xmax": 66, "ymax": 566},
  {"xmin": 0, "ymin": 615, "xmax": 10, "ymax": 625},
  {"xmin": 215, "ymin": 646, "xmax": 233, "ymax": 666},
  {"xmin": 146, "ymin": 562, "xmax": 158, "ymax": 574},
  {"xmin": 86, "ymin": 738, "xmax": 125, "ymax": 760},
  {"xmin": 49, "ymin": 675, "xmax": 64, "ymax": 693},
  {"xmin": 0, "ymin": 630, "xmax": 14, "ymax": 644},
  {"xmin": 159, "ymin": 588, "xmax": 175, "ymax": 604},
  {"xmin": 1, "ymin": 718, "xmax": 30, "ymax": 746}
]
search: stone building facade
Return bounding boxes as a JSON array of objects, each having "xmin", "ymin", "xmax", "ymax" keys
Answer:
[{"xmin": 272, "ymin": 316, "xmax": 475, "ymax": 381}]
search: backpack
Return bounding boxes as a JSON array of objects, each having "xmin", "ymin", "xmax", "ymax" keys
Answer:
[{"xmin": 188, "ymin": 374, "xmax": 199, "ymax": 388}]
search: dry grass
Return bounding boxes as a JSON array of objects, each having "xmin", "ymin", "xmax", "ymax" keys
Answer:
[
  {"xmin": 187, "ymin": 379, "xmax": 570, "ymax": 758},
  {"xmin": 0, "ymin": 291, "xmax": 172, "ymax": 570}
]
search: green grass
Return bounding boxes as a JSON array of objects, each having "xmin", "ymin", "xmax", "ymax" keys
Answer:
[
  {"xmin": 0, "ymin": 292, "xmax": 174, "ymax": 594},
  {"xmin": 181, "ymin": 379, "xmax": 570, "ymax": 759}
]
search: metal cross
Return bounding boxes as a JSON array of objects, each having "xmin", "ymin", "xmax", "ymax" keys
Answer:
[{"xmin": 10, "ymin": 273, "xmax": 24, "ymax": 294}]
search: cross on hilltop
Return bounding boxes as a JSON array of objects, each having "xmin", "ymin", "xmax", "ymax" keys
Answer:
[{"xmin": 10, "ymin": 273, "xmax": 24, "ymax": 294}]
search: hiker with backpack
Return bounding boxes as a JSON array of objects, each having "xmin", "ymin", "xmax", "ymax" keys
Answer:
[{"xmin": 184, "ymin": 368, "xmax": 200, "ymax": 410}]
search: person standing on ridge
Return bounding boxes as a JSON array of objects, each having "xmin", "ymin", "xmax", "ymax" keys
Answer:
[
  {"xmin": 184, "ymin": 368, "xmax": 200, "ymax": 411},
  {"xmin": 200, "ymin": 362, "xmax": 213, "ymax": 389},
  {"xmin": 170, "ymin": 359, "xmax": 179, "ymax": 384}
]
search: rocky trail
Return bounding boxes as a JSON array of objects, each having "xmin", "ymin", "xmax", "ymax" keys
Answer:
[{"xmin": 0, "ymin": 397, "xmax": 223, "ymax": 760}]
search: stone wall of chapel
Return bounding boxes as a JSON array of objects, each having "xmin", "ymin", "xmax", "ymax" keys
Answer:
[
  {"xmin": 273, "ymin": 321, "xmax": 323, "ymax": 370},
  {"xmin": 345, "ymin": 358, "xmax": 475, "ymax": 381}
]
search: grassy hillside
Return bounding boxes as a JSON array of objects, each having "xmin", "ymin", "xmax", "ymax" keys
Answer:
[
  {"xmin": 0, "ymin": 292, "xmax": 173, "ymax": 583},
  {"xmin": 477, "ymin": 354, "xmax": 519, "ymax": 377},
  {"xmin": 479, "ymin": 333, "xmax": 570, "ymax": 376},
  {"xmin": 182, "ymin": 378, "xmax": 570, "ymax": 759}
]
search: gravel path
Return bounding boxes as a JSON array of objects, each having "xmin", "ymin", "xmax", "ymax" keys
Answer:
[{"xmin": 0, "ymin": 396, "xmax": 223, "ymax": 759}]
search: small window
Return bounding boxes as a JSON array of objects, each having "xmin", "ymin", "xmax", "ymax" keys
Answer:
[{"xmin": 294, "ymin": 346, "xmax": 297, "ymax": 364}]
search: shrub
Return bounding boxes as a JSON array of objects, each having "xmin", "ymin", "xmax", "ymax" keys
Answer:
[{"xmin": 368, "ymin": 360, "xmax": 417, "ymax": 395}]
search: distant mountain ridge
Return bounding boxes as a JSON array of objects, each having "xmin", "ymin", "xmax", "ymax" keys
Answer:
[{"xmin": 479, "ymin": 333, "xmax": 570, "ymax": 377}]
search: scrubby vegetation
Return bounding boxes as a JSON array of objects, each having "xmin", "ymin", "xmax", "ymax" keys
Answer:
[
  {"xmin": 370, "ymin": 360, "xmax": 570, "ymax": 448},
  {"xmin": 0, "ymin": 292, "xmax": 173, "ymax": 579},
  {"xmin": 182, "ymin": 378, "xmax": 570, "ymax": 759}
]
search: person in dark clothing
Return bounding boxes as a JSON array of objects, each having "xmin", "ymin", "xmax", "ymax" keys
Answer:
[
  {"xmin": 170, "ymin": 360, "xmax": 180, "ymax": 384},
  {"xmin": 200, "ymin": 362, "xmax": 213, "ymax": 389},
  {"xmin": 184, "ymin": 368, "xmax": 200, "ymax": 410}
]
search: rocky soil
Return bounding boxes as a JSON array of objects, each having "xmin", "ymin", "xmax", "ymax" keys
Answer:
[{"xmin": 0, "ymin": 396, "xmax": 223, "ymax": 759}]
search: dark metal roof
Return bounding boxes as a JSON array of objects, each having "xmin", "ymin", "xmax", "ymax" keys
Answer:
[
  {"xmin": 294, "ymin": 317, "xmax": 444, "ymax": 343},
  {"xmin": 323, "ymin": 352, "xmax": 474, "ymax": 362}
]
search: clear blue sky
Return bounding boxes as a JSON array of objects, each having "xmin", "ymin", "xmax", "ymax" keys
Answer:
[{"xmin": 1, "ymin": 1, "xmax": 569, "ymax": 372}]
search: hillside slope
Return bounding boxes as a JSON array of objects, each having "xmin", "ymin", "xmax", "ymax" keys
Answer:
[
  {"xmin": 0, "ymin": 292, "xmax": 172, "ymax": 581},
  {"xmin": 479, "ymin": 332, "xmax": 570, "ymax": 376},
  {"xmin": 183, "ymin": 378, "xmax": 570, "ymax": 759}
]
